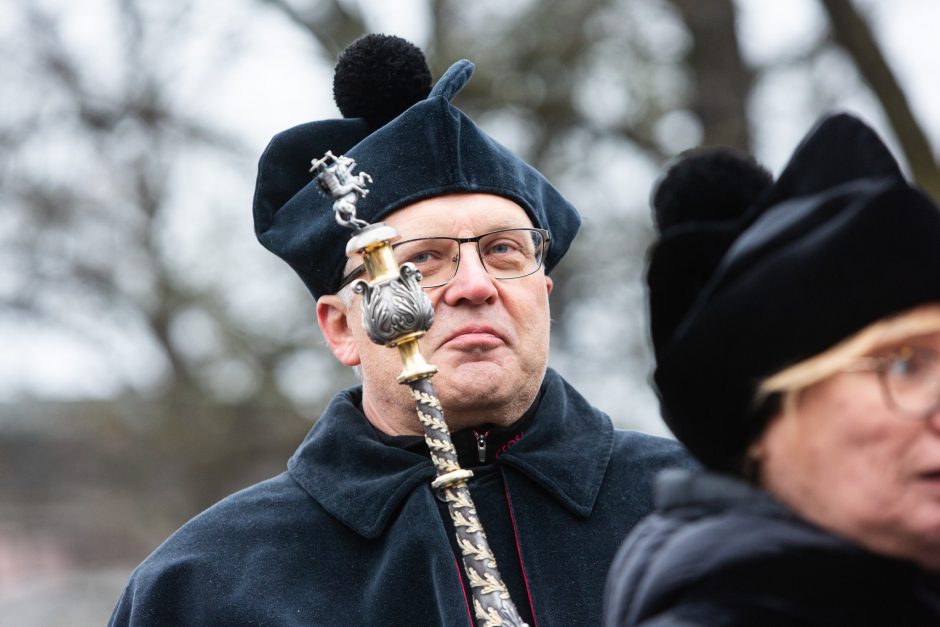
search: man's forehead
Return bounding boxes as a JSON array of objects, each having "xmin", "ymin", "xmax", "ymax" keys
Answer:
[{"xmin": 384, "ymin": 193, "xmax": 535, "ymax": 236}]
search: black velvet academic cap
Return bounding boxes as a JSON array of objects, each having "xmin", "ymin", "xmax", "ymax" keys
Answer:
[
  {"xmin": 253, "ymin": 35, "xmax": 581, "ymax": 300},
  {"xmin": 648, "ymin": 113, "xmax": 940, "ymax": 470}
]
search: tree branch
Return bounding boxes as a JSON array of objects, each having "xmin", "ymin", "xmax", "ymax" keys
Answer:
[
  {"xmin": 818, "ymin": 0, "xmax": 940, "ymax": 198},
  {"xmin": 258, "ymin": 0, "xmax": 366, "ymax": 60},
  {"xmin": 669, "ymin": 0, "xmax": 755, "ymax": 151}
]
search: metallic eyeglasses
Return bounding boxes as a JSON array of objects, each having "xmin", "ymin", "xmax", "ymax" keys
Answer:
[
  {"xmin": 338, "ymin": 227, "xmax": 551, "ymax": 290},
  {"xmin": 848, "ymin": 345, "xmax": 940, "ymax": 418}
]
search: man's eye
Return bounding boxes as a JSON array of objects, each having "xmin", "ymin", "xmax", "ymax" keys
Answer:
[
  {"xmin": 408, "ymin": 251, "xmax": 437, "ymax": 264},
  {"xmin": 484, "ymin": 240, "xmax": 523, "ymax": 256}
]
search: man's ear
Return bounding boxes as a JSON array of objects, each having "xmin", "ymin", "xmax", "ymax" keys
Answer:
[
  {"xmin": 316, "ymin": 295, "xmax": 361, "ymax": 366},
  {"xmin": 545, "ymin": 275, "xmax": 553, "ymax": 296}
]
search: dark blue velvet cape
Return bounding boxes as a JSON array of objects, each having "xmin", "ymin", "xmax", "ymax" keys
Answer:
[{"xmin": 110, "ymin": 369, "xmax": 691, "ymax": 626}]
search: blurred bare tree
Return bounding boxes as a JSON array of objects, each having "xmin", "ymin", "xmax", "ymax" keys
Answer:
[
  {"xmin": 818, "ymin": 0, "xmax": 940, "ymax": 199},
  {"xmin": 0, "ymin": 0, "xmax": 338, "ymax": 568},
  {"xmin": 0, "ymin": 2, "xmax": 345, "ymax": 409}
]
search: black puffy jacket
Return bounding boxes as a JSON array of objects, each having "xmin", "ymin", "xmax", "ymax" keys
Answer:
[{"xmin": 604, "ymin": 470, "xmax": 940, "ymax": 627}]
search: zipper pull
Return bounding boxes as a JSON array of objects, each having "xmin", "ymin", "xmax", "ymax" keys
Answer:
[{"xmin": 475, "ymin": 430, "xmax": 488, "ymax": 463}]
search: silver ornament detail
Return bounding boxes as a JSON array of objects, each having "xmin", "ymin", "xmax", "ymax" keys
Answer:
[{"xmin": 353, "ymin": 263, "xmax": 435, "ymax": 346}]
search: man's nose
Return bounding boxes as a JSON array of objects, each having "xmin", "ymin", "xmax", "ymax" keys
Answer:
[{"xmin": 440, "ymin": 244, "xmax": 498, "ymax": 306}]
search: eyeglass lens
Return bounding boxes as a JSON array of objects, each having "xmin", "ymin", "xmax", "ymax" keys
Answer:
[
  {"xmin": 392, "ymin": 229, "xmax": 546, "ymax": 287},
  {"xmin": 881, "ymin": 346, "xmax": 940, "ymax": 415}
]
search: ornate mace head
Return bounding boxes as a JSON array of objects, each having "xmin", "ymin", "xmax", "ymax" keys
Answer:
[{"xmin": 311, "ymin": 151, "xmax": 437, "ymax": 382}]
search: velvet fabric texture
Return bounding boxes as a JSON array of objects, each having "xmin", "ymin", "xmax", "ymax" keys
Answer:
[
  {"xmin": 648, "ymin": 113, "xmax": 940, "ymax": 469},
  {"xmin": 604, "ymin": 470, "xmax": 940, "ymax": 626},
  {"xmin": 109, "ymin": 369, "xmax": 693, "ymax": 626},
  {"xmin": 253, "ymin": 60, "xmax": 582, "ymax": 300}
]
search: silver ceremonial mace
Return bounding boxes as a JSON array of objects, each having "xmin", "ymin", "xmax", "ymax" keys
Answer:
[{"xmin": 312, "ymin": 151, "xmax": 528, "ymax": 627}]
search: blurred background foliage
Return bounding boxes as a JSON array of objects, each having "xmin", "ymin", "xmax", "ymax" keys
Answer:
[{"xmin": 1, "ymin": 0, "xmax": 938, "ymax": 623}]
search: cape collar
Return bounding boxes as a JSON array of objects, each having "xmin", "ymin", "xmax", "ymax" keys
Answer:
[{"xmin": 287, "ymin": 368, "xmax": 614, "ymax": 538}]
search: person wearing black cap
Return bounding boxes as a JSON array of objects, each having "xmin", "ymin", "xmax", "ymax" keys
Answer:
[
  {"xmin": 603, "ymin": 113, "xmax": 940, "ymax": 626},
  {"xmin": 109, "ymin": 35, "xmax": 692, "ymax": 626}
]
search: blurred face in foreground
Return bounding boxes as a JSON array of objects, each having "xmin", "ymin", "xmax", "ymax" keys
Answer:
[
  {"xmin": 755, "ymin": 304, "xmax": 940, "ymax": 570},
  {"xmin": 317, "ymin": 193, "xmax": 554, "ymax": 435}
]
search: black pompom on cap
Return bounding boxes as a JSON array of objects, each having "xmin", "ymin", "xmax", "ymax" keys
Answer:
[
  {"xmin": 333, "ymin": 34, "xmax": 433, "ymax": 130},
  {"xmin": 652, "ymin": 148, "xmax": 773, "ymax": 233}
]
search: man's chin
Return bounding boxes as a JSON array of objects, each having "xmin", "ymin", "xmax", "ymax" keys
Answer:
[
  {"xmin": 435, "ymin": 361, "xmax": 513, "ymax": 402},
  {"xmin": 434, "ymin": 360, "xmax": 543, "ymax": 422},
  {"xmin": 440, "ymin": 358, "xmax": 509, "ymax": 382}
]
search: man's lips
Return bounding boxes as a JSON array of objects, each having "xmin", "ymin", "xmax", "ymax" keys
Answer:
[{"xmin": 441, "ymin": 325, "xmax": 507, "ymax": 349}]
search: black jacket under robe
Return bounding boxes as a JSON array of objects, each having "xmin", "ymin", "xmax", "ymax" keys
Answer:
[
  {"xmin": 110, "ymin": 369, "xmax": 691, "ymax": 626},
  {"xmin": 604, "ymin": 470, "xmax": 940, "ymax": 627}
]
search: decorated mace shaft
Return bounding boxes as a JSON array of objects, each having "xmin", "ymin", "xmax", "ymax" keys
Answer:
[{"xmin": 312, "ymin": 152, "xmax": 528, "ymax": 627}]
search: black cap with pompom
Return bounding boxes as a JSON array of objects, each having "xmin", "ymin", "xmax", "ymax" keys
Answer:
[
  {"xmin": 648, "ymin": 113, "xmax": 940, "ymax": 471},
  {"xmin": 333, "ymin": 34, "xmax": 433, "ymax": 130},
  {"xmin": 253, "ymin": 35, "xmax": 581, "ymax": 301}
]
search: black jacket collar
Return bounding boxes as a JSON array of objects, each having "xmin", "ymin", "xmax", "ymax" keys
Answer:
[{"xmin": 287, "ymin": 368, "xmax": 614, "ymax": 538}]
